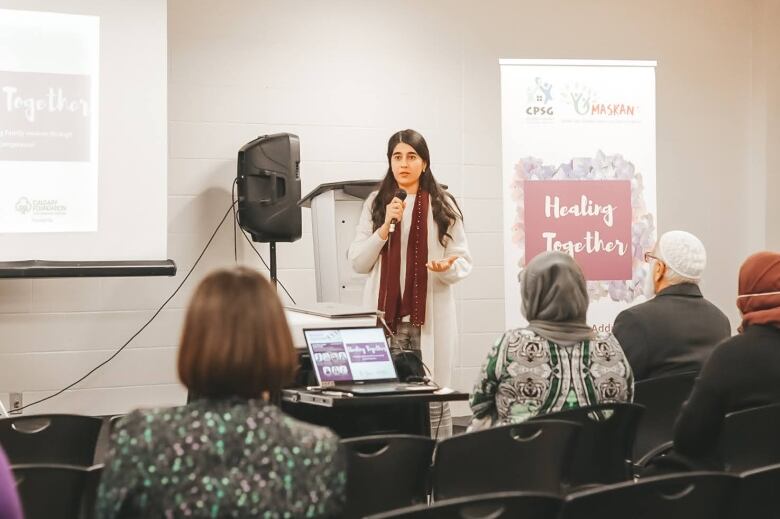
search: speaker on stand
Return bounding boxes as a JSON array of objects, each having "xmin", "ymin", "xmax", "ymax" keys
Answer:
[{"xmin": 236, "ymin": 133, "xmax": 302, "ymax": 285}]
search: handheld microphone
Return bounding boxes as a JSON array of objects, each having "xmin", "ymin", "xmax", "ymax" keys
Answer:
[{"xmin": 388, "ymin": 189, "xmax": 407, "ymax": 233}]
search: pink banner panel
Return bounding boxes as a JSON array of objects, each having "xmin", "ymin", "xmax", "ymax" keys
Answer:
[{"xmin": 524, "ymin": 180, "xmax": 632, "ymax": 280}]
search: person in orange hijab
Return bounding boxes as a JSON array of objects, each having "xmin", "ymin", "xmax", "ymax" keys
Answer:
[{"xmin": 670, "ymin": 251, "xmax": 780, "ymax": 469}]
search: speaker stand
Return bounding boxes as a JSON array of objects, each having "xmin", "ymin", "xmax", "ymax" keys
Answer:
[{"xmin": 269, "ymin": 241, "xmax": 278, "ymax": 287}]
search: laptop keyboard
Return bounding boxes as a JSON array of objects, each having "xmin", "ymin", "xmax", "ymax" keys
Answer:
[{"xmin": 343, "ymin": 382, "xmax": 436, "ymax": 392}]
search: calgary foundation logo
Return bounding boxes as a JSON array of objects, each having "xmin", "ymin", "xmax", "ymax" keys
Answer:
[
  {"xmin": 14, "ymin": 197, "xmax": 31, "ymax": 215},
  {"xmin": 561, "ymin": 83, "xmax": 638, "ymax": 118},
  {"xmin": 525, "ymin": 77, "xmax": 555, "ymax": 117},
  {"xmin": 14, "ymin": 197, "xmax": 67, "ymax": 219}
]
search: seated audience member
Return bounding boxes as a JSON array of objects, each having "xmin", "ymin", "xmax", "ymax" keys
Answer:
[
  {"xmin": 671, "ymin": 251, "xmax": 780, "ymax": 469},
  {"xmin": 0, "ymin": 446, "xmax": 22, "ymax": 519},
  {"xmin": 613, "ymin": 230, "xmax": 730, "ymax": 381},
  {"xmin": 95, "ymin": 267, "xmax": 345, "ymax": 518},
  {"xmin": 469, "ymin": 251, "xmax": 633, "ymax": 430}
]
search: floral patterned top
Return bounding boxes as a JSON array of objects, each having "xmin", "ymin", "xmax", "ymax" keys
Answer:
[
  {"xmin": 95, "ymin": 398, "xmax": 345, "ymax": 519},
  {"xmin": 470, "ymin": 329, "xmax": 634, "ymax": 429}
]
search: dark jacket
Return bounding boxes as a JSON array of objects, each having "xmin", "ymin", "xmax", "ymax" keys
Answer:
[
  {"xmin": 673, "ymin": 324, "xmax": 780, "ymax": 465},
  {"xmin": 613, "ymin": 283, "xmax": 731, "ymax": 381}
]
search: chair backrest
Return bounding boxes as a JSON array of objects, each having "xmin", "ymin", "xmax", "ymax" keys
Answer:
[
  {"xmin": 341, "ymin": 434, "xmax": 436, "ymax": 519},
  {"xmin": 431, "ymin": 419, "xmax": 580, "ymax": 501},
  {"xmin": 80, "ymin": 464, "xmax": 103, "ymax": 519},
  {"xmin": 561, "ymin": 472, "xmax": 739, "ymax": 519},
  {"xmin": 734, "ymin": 462, "xmax": 780, "ymax": 518},
  {"xmin": 13, "ymin": 464, "xmax": 103, "ymax": 519},
  {"xmin": 529, "ymin": 403, "xmax": 644, "ymax": 487},
  {"xmin": 107, "ymin": 415, "xmax": 125, "ymax": 437},
  {"xmin": 0, "ymin": 414, "xmax": 103, "ymax": 466},
  {"xmin": 633, "ymin": 371, "xmax": 697, "ymax": 462},
  {"xmin": 365, "ymin": 491, "xmax": 562, "ymax": 519},
  {"xmin": 720, "ymin": 403, "xmax": 780, "ymax": 472}
]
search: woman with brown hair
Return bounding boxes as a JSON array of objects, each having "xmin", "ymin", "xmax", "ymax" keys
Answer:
[{"xmin": 96, "ymin": 267, "xmax": 345, "ymax": 518}]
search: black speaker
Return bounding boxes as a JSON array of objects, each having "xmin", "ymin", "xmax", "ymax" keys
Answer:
[{"xmin": 236, "ymin": 133, "xmax": 302, "ymax": 242}]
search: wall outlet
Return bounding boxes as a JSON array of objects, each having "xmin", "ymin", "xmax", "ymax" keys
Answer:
[{"xmin": 9, "ymin": 393, "xmax": 22, "ymax": 415}]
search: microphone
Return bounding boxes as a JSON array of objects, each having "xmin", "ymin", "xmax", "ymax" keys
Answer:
[{"xmin": 389, "ymin": 189, "xmax": 407, "ymax": 233}]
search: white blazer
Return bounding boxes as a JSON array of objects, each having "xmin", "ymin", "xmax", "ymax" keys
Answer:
[{"xmin": 348, "ymin": 191, "xmax": 472, "ymax": 387}]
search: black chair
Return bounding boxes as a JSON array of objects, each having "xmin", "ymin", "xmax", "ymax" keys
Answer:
[
  {"xmin": 529, "ymin": 403, "xmax": 644, "ymax": 487},
  {"xmin": 107, "ymin": 414, "xmax": 126, "ymax": 436},
  {"xmin": 341, "ymin": 434, "xmax": 436, "ymax": 519},
  {"xmin": 0, "ymin": 414, "xmax": 103, "ymax": 466},
  {"xmin": 81, "ymin": 463, "xmax": 103, "ymax": 519},
  {"xmin": 13, "ymin": 463, "xmax": 103, "ymax": 519},
  {"xmin": 634, "ymin": 440, "xmax": 674, "ymax": 471},
  {"xmin": 734, "ymin": 463, "xmax": 780, "ymax": 518},
  {"xmin": 719, "ymin": 403, "xmax": 780, "ymax": 472},
  {"xmin": 633, "ymin": 371, "xmax": 697, "ymax": 462},
  {"xmin": 365, "ymin": 491, "xmax": 562, "ymax": 519},
  {"xmin": 561, "ymin": 472, "xmax": 739, "ymax": 519},
  {"xmin": 431, "ymin": 419, "xmax": 580, "ymax": 500}
]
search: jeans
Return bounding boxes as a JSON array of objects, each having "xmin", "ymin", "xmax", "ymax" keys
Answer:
[{"xmin": 389, "ymin": 322, "xmax": 452, "ymax": 439}]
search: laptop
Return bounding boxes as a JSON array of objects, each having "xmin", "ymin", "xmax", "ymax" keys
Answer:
[{"xmin": 303, "ymin": 326, "xmax": 438, "ymax": 395}]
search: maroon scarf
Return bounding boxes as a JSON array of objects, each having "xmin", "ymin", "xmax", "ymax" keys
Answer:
[{"xmin": 377, "ymin": 190, "xmax": 429, "ymax": 332}]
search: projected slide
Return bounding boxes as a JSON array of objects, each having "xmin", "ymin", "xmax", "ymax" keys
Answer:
[{"xmin": 0, "ymin": 9, "xmax": 99, "ymax": 233}]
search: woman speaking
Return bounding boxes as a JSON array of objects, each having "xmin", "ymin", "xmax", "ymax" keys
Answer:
[{"xmin": 348, "ymin": 129, "xmax": 472, "ymax": 437}]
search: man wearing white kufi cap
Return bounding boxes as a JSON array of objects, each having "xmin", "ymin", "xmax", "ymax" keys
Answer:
[{"xmin": 613, "ymin": 230, "xmax": 731, "ymax": 381}]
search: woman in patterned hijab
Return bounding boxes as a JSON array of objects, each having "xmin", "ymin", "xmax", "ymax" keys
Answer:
[
  {"xmin": 469, "ymin": 251, "xmax": 633, "ymax": 429},
  {"xmin": 521, "ymin": 251, "xmax": 595, "ymax": 344}
]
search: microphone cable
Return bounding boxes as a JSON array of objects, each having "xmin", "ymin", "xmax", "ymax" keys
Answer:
[{"xmin": 379, "ymin": 313, "xmax": 446, "ymax": 440}]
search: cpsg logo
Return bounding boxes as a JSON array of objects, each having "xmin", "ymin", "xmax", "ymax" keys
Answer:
[
  {"xmin": 526, "ymin": 106, "xmax": 554, "ymax": 116},
  {"xmin": 525, "ymin": 77, "xmax": 555, "ymax": 118}
]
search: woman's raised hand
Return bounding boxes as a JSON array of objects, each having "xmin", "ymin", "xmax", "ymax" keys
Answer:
[{"xmin": 427, "ymin": 256, "xmax": 458, "ymax": 272}]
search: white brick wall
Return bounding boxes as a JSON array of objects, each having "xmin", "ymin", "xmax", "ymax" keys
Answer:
[{"xmin": 0, "ymin": 0, "xmax": 777, "ymax": 417}]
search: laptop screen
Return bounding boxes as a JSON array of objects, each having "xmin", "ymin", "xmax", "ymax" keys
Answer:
[{"xmin": 303, "ymin": 327, "xmax": 398, "ymax": 384}]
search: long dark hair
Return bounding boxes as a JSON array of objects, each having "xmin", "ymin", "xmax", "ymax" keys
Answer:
[{"xmin": 371, "ymin": 129, "xmax": 462, "ymax": 246}]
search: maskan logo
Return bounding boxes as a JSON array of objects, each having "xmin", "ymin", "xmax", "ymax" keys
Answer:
[
  {"xmin": 525, "ymin": 77, "xmax": 554, "ymax": 116},
  {"xmin": 561, "ymin": 83, "xmax": 638, "ymax": 117},
  {"xmin": 15, "ymin": 197, "xmax": 31, "ymax": 215}
]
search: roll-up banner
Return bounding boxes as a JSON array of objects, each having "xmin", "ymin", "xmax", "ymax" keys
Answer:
[{"xmin": 501, "ymin": 59, "xmax": 657, "ymax": 333}]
